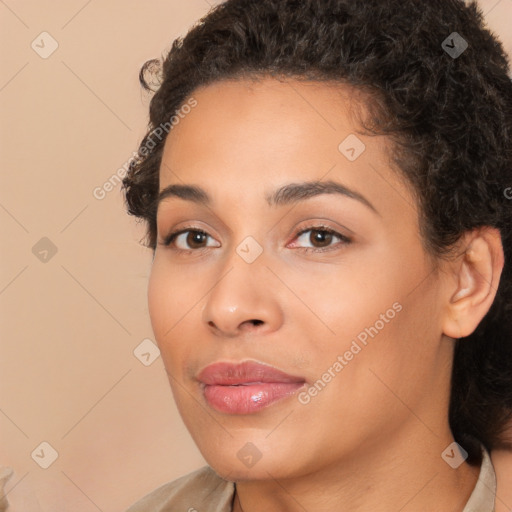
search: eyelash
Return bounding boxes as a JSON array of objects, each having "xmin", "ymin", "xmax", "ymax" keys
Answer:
[{"xmin": 160, "ymin": 224, "xmax": 352, "ymax": 255}]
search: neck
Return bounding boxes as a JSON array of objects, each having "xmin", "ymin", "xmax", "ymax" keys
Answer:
[{"xmin": 232, "ymin": 424, "xmax": 480, "ymax": 512}]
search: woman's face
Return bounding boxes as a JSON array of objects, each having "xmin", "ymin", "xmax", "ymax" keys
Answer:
[{"xmin": 148, "ymin": 77, "xmax": 455, "ymax": 480}]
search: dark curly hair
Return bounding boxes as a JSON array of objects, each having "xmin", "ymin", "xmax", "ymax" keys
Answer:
[{"xmin": 121, "ymin": 0, "xmax": 512, "ymax": 465}]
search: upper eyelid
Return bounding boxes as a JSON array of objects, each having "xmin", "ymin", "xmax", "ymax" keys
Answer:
[
  {"xmin": 160, "ymin": 216, "xmax": 352, "ymax": 237},
  {"xmin": 165, "ymin": 227, "xmax": 217, "ymax": 246}
]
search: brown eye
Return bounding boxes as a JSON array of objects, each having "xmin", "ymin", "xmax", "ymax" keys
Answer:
[
  {"xmin": 163, "ymin": 229, "xmax": 220, "ymax": 251},
  {"xmin": 309, "ymin": 229, "xmax": 334, "ymax": 248},
  {"xmin": 291, "ymin": 226, "xmax": 351, "ymax": 253},
  {"xmin": 186, "ymin": 231, "xmax": 208, "ymax": 248}
]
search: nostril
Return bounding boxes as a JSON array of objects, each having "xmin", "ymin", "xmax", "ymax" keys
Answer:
[{"xmin": 250, "ymin": 319, "xmax": 263, "ymax": 326}]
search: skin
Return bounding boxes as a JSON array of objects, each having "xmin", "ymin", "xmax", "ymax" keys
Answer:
[{"xmin": 148, "ymin": 77, "xmax": 504, "ymax": 511}]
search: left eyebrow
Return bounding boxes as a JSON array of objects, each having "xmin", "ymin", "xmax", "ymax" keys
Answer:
[
  {"xmin": 156, "ymin": 179, "xmax": 379, "ymax": 215},
  {"xmin": 266, "ymin": 180, "xmax": 379, "ymax": 215}
]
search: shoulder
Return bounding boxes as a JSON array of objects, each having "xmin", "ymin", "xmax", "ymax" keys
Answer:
[
  {"xmin": 490, "ymin": 449, "xmax": 512, "ymax": 511},
  {"xmin": 125, "ymin": 465, "xmax": 235, "ymax": 512},
  {"xmin": 463, "ymin": 446, "xmax": 497, "ymax": 512}
]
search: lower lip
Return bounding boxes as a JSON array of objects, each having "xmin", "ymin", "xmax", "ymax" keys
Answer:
[{"xmin": 203, "ymin": 382, "xmax": 305, "ymax": 414}]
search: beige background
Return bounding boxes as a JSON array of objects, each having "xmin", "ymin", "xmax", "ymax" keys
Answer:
[{"xmin": 0, "ymin": 1, "xmax": 511, "ymax": 511}]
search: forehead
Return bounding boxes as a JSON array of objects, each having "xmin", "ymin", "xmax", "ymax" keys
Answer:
[
  {"xmin": 158, "ymin": 77, "xmax": 415, "ymax": 218},
  {"xmin": 163, "ymin": 77, "xmax": 367, "ymax": 164}
]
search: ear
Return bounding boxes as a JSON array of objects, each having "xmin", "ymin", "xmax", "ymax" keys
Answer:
[{"xmin": 442, "ymin": 227, "xmax": 504, "ymax": 339}]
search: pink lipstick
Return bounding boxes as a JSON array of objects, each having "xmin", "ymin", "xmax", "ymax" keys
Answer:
[{"xmin": 197, "ymin": 360, "xmax": 306, "ymax": 414}]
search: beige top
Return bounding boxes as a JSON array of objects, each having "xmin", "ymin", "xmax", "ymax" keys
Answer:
[{"xmin": 126, "ymin": 448, "xmax": 497, "ymax": 512}]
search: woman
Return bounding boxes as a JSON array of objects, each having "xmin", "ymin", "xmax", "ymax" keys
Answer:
[{"xmin": 122, "ymin": 0, "xmax": 512, "ymax": 510}]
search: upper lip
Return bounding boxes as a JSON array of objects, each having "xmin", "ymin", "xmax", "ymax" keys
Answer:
[{"xmin": 197, "ymin": 360, "xmax": 306, "ymax": 386}]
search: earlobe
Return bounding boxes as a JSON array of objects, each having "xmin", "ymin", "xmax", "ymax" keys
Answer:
[{"xmin": 443, "ymin": 228, "xmax": 504, "ymax": 339}]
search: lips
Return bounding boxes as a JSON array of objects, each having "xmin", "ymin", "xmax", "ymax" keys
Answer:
[{"xmin": 197, "ymin": 360, "xmax": 306, "ymax": 414}]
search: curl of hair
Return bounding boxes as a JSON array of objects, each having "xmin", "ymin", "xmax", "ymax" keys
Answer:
[{"xmin": 122, "ymin": 0, "xmax": 512, "ymax": 464}]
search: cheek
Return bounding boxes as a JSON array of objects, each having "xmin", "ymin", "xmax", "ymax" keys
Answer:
[
  {"xmin": 321, "ymin": 280, "xmax": 444, "ymax": 418},
  {"xmin": 295, "ymin": 247, "xmax": 437, "ymax": 377},
  {"xmin": 147, "ymin": 262, "xmax": 171, "ymax": 335},
  {"xmin": 285, "ymin": 260, "xmax": 402, "ymax": 347},
  {"xmin": 147, "ymin": 256, "xmax": 201, "ymax": 333},
  {"xmin": 147, "ymin": 260, "xmax": 191, "ymax": 368}
]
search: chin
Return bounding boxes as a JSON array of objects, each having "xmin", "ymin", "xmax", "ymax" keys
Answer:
[
  {"xmin": 195, "ymin": 434, "xmax": 311, "ymax": 483},
  {"xmin": 205, "ymin": 455, "xmax": 293, "ymax": 482}
]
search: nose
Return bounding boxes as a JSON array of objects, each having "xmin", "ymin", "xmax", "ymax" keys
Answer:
[{"xmin": 201, "ymin": 258, "xmax": 284, "ymax": 338}]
